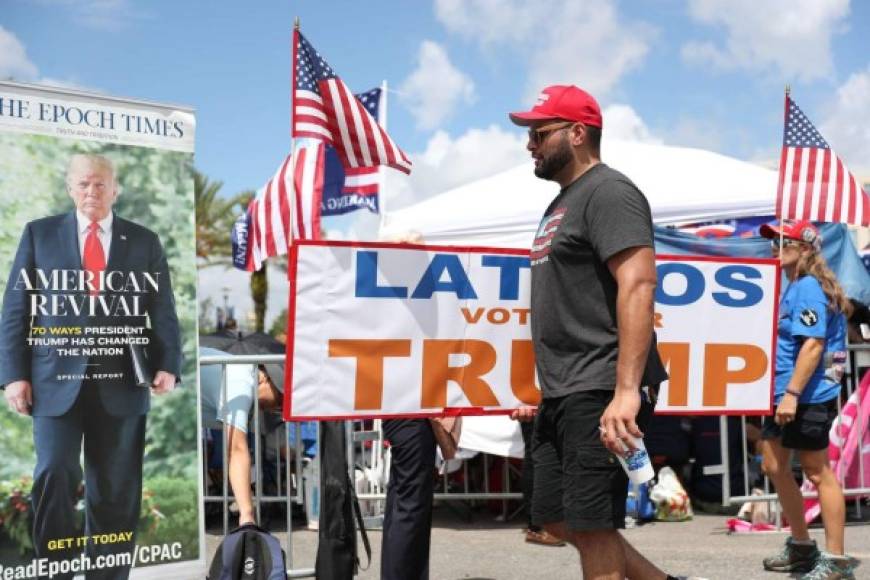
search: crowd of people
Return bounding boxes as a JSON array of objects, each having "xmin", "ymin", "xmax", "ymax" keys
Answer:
[{"xmin": 189, "ymin": 84, "xmax": 866, "ymax": 580}]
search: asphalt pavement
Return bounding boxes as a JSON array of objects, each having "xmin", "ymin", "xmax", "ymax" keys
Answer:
[{"xmin": 206, "ymin": 502, "xmax": 870, "ymax": 579}]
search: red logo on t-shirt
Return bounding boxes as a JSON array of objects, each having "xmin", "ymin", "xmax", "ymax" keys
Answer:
[{"xmin": 531, "ymin": 207, "xmax": 566, "ymax": 265}]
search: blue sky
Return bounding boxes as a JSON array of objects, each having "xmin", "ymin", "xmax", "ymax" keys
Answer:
[
  {"xmin": 4, "ymin": 0, "xmax": 868, "ymax": 211},
  {"xmin": 3, "ymin": 0, "xmax": 869, "ymax": 326}
]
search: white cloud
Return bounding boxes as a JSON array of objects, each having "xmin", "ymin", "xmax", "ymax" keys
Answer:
[
  {"xmin": 435, "ymin": 0, "xmax": 654, "ymax": 99},
  {"xmin": 820, "ymin": 66, "xmax": 870, "ymax": 175},
  {"xmin": 0, "ymin": 27, "xmax": 93, "ymax": 91},
  {"xmin": 385, "ymin": 125, "xmax": 529, "ymax": 208},
  {"xmin": 37, "ymin": 77, "xmax": 93, "ymax": 91},
  {"xmin": 434, "ymin": 0, "xmax": 538, "ymax": 46},
  {"xmin": 524, "ymin": 3, "xmax": 652, "ymax": 101},
  {"xmin": 34, "ymin": 0, "xmax": 138, "ymax": 31},
  {"xmin": 0, "ymin": 26, "xmax": 38, "ymax": 81},
  {"xmin": 399, "ymin": 41, "xmax": 475, "ymax": 130},
  {"xmin": 602, "ymin": 104, "xmax": 662, "ymax": 144},
  {"xmin": 384, "ymin": 105, "xmax": 662, "ymax": 210},
  {"xmin": 681, "ymin": 0, "xmax": 850, "ymax": 81}
]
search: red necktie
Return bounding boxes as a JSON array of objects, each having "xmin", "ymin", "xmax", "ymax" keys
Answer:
[{"xmin": 83, "ymin": 222, "xmax": 106, "ymax": 295}]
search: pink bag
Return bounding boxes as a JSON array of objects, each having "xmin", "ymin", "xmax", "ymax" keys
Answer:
[{"xmin": 802, "ymin": 370, "xmax": 870, "ymax": 523}]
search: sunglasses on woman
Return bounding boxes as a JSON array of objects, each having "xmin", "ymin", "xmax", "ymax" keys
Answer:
[{"xmin": 770, "ymin": 238, "xmax": 803, "ymax": 249}]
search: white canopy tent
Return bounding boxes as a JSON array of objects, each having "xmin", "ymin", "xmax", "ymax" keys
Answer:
[
  {"xmin": 379, "ymin": 139, "xmax": 779, "ymax": 458},
  {"xmin": 381, "ymin": 139, "xmax": 778, "ymax": 249}
]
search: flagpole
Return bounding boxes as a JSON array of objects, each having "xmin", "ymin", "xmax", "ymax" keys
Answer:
[
  {"xmin": 378, "ymin": 79, "xmax": 388, "ymax": 234},
  {"xmin": 777, "ymin": 84, "xmax": 790, "ymax": 243},
  {"xmin": 779, "ymin": 84, "xmax": 791, "ymax": 248},
  {"xmin": 291, "ymin": 18, "xmax": 301, "ymax": 240}
]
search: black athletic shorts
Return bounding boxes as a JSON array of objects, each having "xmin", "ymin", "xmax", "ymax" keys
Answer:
[
  {"xmin": 761, "ymin": 397, "xmax": 838, "ymax": 451},
  {"xmin": 531, "ymin": 388, "xmax": 655, "ymax": 531}
]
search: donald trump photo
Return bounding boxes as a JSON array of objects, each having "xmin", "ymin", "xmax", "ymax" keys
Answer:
[{"xmin": 0, "ymin": 153, "xmax": 181, "ymax": 579}]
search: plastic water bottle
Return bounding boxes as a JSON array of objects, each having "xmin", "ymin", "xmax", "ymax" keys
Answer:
[{"xmin": 625, "ymin": 484, "xmax": 639, "ymax": 528}]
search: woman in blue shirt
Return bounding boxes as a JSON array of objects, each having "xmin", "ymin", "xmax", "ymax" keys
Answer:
[{"xmin": 758, "ymin": 220, "xmax": 854, "ymax": 580}]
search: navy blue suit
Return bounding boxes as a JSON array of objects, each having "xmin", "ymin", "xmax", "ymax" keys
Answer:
[{"xmin": 0, "ymin": 211, "xmax": 181, "ymax": 579}]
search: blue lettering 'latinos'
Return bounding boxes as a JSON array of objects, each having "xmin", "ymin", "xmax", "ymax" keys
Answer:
[
  {"xmin": 355, "ymin": 251, "xmax": 408, "ymax": 298},
  {"xmin": 655, "ymin": 263, "xmax": 705, "ymax": 306},
  {"xmin": 481, "ymin": 255, "xmax": 530, "ymax": 300},
  {"xmin": 411, "ymin": 254, "xmax": 478, "ymax": 299},
  {"xmin": 713, "ymin": 265, "xmax": 763, "ymax": 307}
]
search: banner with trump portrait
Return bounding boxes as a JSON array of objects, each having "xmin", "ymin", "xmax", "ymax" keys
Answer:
[
  {"xmin": 0, "ymin": 81, "xmax": 201, "ymax": 579},
  {"xmin": 285, "ymin": 242, "xmax": 780, "ymax": 420}
]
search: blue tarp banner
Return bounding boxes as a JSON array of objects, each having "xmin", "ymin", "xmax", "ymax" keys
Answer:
[{"xmin": 654, "ymin": 223, "xmax": 870, "ymax": 306}]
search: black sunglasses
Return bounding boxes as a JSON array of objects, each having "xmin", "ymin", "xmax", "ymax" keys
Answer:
[
  {"xmin": 770, "ymin": 238, "xmax": 802, "ymax": 249},
  {"xmin": 528, "ymin": 121, "xmax": 574, "ymax": 145}
]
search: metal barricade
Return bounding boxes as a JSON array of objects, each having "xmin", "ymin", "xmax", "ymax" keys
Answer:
[
  {"xmin": 721, "ymin": 344, "xmax": 870, "ymax": 522},
  {"xmin": 348, "ymin": 420, "xmax": 523, "ymax": 518},
  {"xmin": 199, "ymin": 353, "xmax": 315, "ymax": 579},
  {"xmin": 200, "ymin": 355, "xmax": 533, "ymax": 577}
]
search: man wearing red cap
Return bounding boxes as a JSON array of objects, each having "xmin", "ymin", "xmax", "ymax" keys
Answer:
[{"xmin": 509, "ymin": 85, "xmax": 684, "ymax": 580}]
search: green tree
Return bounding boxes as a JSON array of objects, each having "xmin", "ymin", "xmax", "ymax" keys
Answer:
[
  {"xmin": 193, "ymin": 181, "xmax": 275, "ymax": 331},
  {"xmin": 269, "ymin": 308, "xmax": 288, "ymax": 339},
  {"xmin": 194, "ymin": 170, "xmax": 247, "ymax": 265},
  {"xmin": 251, "ymin": 265, "xmax": 267, "ymax": 332}
]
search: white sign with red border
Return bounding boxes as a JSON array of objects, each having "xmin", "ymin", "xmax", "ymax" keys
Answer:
[{"xmin": 284, "ymin": 242, "xmax": 779, "ymax": 420}]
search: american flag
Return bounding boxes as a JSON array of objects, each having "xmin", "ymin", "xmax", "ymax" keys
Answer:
[
  {"xmin": 246, "ymin": 154, "xmax": 293, "ymax": 272},
  {"xmin": 234, "ymin": 87, "xmax": 383, "ymax": 271},
  {"xmin": 322, "ymin": 87, "xmax": 381, "ymax": 216},
  {"xmin": 293, "ymin": 29, "xmax": 411, "ymax": 174},
  {"xmin": 777, "ymin": 95, "xmax": 869, "ymax": 227},
  {"xmin": 232, "ymin": 30, "xmax": 409, "ymax": 272},
  {"xmin": 238, "ymin": 143, "xmax": 324, "ymax": 271}
]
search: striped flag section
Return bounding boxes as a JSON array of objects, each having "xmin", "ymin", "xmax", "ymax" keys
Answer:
[
  {"xmin": 342, "ymin": 167, "xmax": 379, "ymax": 195},
  {"xmin": 245, "ymin": 141, "xmax": 325, "ymax": 271},
  {"xmin": 233, "ymin": 29, "xmax": 412, "ymax": 271},
  {"xmin": 292, "ymin": 139, "xmax": 325, "ymax": 240},
  {"xmin": 321, "ymin": 87, "xmax": 383, "ymax": 216},
  {"xmin": 293, "ymin": 29, "xmax": 411, "ymax": 174},
  {"xmin": 777, "ymin": 95, "xmax": 869, "ymax": 227}
]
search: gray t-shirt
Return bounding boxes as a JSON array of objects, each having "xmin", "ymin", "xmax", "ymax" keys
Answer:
[{"xmin": 530, "ymin": 163, "xmax": 668, "ymax": 399}]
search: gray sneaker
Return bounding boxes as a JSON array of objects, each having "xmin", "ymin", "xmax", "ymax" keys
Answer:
[
  {"xmin": 762, "ymin": 537, "xmax": 819, "ymax": 572},
  {"xmin": 800, "ymin": 552, "xmax": 858, "ymax": 580}
]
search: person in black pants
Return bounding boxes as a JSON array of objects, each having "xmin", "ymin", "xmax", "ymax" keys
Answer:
[
  {"xmin": 381, "ymin": 419, "xmax": 436, "ymax": 580},
  {"xmin": 520, "ymin": 420, "xmax": 564, "ymax": 546}
]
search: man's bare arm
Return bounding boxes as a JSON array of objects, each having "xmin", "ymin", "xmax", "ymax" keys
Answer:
[{"xmin": 599, "ymin": 245, "xmax": 657, "ymax": 453}]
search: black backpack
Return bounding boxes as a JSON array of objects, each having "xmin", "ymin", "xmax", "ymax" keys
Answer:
[{"xmin": 207, "ymin": 523, "xmax": 288, "ymax": 580}]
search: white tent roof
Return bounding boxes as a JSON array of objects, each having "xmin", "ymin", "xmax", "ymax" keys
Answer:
[{"xmin": 381, "ymin": 139, "xmax": 778, "ymax": 248}]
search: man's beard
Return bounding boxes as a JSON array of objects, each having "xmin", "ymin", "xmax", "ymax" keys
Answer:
[{"xmin": 534, "ymin": 134, "xmax": 572, "ymax": 181}]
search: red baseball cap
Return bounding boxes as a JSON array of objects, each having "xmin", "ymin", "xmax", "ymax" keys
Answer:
[
  {"xmin": 509, "ymin": 85, "xmax": 603, "ymax": 128},
  {"xmin": 759, "ymin": 219, "xmax": 821, "ymax": 248}
]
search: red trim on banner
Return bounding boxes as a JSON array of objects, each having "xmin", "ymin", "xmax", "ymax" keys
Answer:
[
  {"xmin": 656, "ymin": 254, "xmax": 779, "ymax": 266},
  {"xmin": 282, "ymin": 242, "xmax": 301, "ymax": 421},
  {"xmin": 655, "ymin": 409, "xmax": 771, "ymax": 417},
  {"xmin": 288, "ymin": 408, "xmax": 515, "ymax": 422},
  {"xmin": 284, "ymin": 244, "xmax": 781, "ymax": 419},
  {"xmin": 654, "ymin": 255, "xmax": 780, "ymax": 416},
  {"xmin": 292, "ymin": 238, "xmax": 531, "ymax": 257},
  {"xmin": 768, "ymin": 258, "xmax": 782, "ymax": 416}
]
